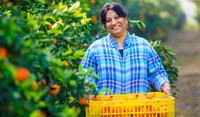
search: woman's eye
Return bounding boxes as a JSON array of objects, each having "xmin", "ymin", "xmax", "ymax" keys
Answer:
[
  {"xmin": 115, "ymin": 16, "xmax": 119, "ymax": 19},
  {"xmin": 106, "ymin": 19, "xmax": 111, "ymax": 23}
]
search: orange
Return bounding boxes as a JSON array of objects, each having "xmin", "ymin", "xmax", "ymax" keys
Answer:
[
  {"xmin": 41, "ymin": 80, "xmax": 47, "ymax": 86},
  {"xmin": 0, "ymin": 47, "xmax": 8, "ymax": 59},
  {"xmin": 48, "ymin": 24, "xmax": 53, "ymax": 30},
  {"xmin": 114, "ymin": 115, "xmax": 127, "ymax": 117},
  {"xmin": 115, "ymin": 106, "xmax": 123, "ymax": 113},
  {"xmin": 33, "ymin": 81, "xmax": 39, "ymax": 91},
  {"xmin": 49, "ymin": 84, "xmax": 60, "ymax": 95},
  {"xmin": 7, "ymin": 105, "xmax": 12, "ymax": 111},
  {"xmin": 146, "ymin": 92, "xmax": 155, "ymax": 99},
  {"xmin": 64, "ymin": 61, "xmax": 69, "ymax": 67},
  {"xmin": 152, "ymin": 105, "xmax": 160, "ymax": 111},
  {"xmin": 135, "ymin": 106, "xmax": 140, "ymax": 112},
  {"xmin": 99, "ymin": 96, "xmax": 111, "ymax": 101},
  {"xmin": 53, "ymin": 39, "xmax": 57, "ymax": 44},
  {"xmin": 40, "ymin": 110, "xmax": 46, "ymax": 117},
  {"xmin": 147, "ymin": 114, "xmax": 156, "ymax": 117},
  {"xmin": 126, "ymin": 95, "xmax": 137, "ymax": 100},
  {"xmin": 91, "ymin": 15, "xmax": 98, "ymax": 24},
  {"xmin": 15, "ymin": 67, "xmax": 30, "ymax": 82},
  {"xmin": 136, "ymin": 94, "xmax": 146, "ymax": 100},
  {"xmin": 3, "ymin": 0, "xmax": 9, "ymax": 4},
  {"xmin": 134, "ymin": 114, "xmax": 144, "ymax": 117},
  {"xmin": 100, "ymin": 116, "xmax": 111, "ymax": 117},
  {"xmin": 78, "ymin": 97, "xmax": 88, "ymax": 105},
  {"xmin": 91, "ymin": 94, "xmax": 101, "ymax": 101},
  {"xmin": 159, "ymin": 113, "xmax": 167, "ymax": 117},
  {"xmin": 151, "ymin": 97, "xmax": 161, "ymax": 103},
  {"xmin": 127, "ymin": 106, "xmax": 134, "ymax": 112},
  {"xmin": 146, "ymin": 105, "xmax": 152, "ymax": 112},
  {"xmin": 103, "ymin": 106, "xmax": 110, "ymax": 113},
  {"xmin": 139, "ymin": 12, "xmax": 145, "ymax": 21},
  {"xmin": 163, "ymin": 61, "xmax": 168, "ymax": 65},
  {"xmin": 89, "ymin": 0, "xmax": 95, "ymax": 4}
]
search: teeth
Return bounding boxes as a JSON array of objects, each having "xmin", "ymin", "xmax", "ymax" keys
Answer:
[{"xmin": 112, "ymin": 26, "xmax": 118, "ymax": 30}]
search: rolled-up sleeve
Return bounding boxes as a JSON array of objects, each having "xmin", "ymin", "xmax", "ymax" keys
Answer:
[
  {"xmin": 81, "ymin": 44, "xmax": 98, "ymax": 85},
  {"xmin": 147, "ymin": 45, "xmax": 169, "ymax": 91}
]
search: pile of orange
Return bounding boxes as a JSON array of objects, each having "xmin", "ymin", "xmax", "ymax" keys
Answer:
[
  {"xmin": 91, "ymin": 92, "xmax": 156, "ymax": 101},
  {"xmin": 90, "ymin": 92, "xmax": 168, "ymax": 117}
]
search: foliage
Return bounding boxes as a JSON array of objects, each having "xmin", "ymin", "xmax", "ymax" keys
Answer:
[
  {"xmin": 127, "ymin": 0, "xmax": 183, "ymax": 40},
  {"xmin": 0, "ymin": 0, "xmax": 96, "ymax": 117},
  {"xmin": 150, "ymin": 41, "xmax": 180, "ymax": 97}
]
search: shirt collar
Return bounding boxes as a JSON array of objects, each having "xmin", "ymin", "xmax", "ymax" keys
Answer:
[{"xmin": 107, "ymin": 32, "xmax": 131, "ymax": 48}]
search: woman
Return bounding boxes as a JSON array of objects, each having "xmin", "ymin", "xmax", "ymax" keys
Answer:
[{"xmin": 81, "ymin": 2, "xmax": 171, "ymax": 95}]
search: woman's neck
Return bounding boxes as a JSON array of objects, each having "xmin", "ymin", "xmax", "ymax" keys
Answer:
[
  {"xmin": 111, "ymin": 31, "xmax": 127, "ymax": 49},
  {"xmin": 118, "ymin": 41, "xmax": 124, "ymax": 49}
]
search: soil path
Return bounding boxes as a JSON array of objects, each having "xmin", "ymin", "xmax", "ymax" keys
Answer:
[{"xmin": 165, "ymin": 30, "xmax": 200, "ymax": 117}]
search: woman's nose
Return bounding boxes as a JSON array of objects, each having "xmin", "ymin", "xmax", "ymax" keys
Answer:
[{"xmin": 111, "ymin": 19, "xmax": 116, "ymax": 25}]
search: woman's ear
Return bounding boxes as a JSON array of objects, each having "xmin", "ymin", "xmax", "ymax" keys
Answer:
[
  {"xmin": 125, "ymin": 17, "xmax": 129, "ymax": 28},
  {"xmin": 124, "ymin": 16, "xmax": 128, "ymax": 23},
  {"xmin": 104, "ymin": 24, "xmax": 107, "ymax": 29}
]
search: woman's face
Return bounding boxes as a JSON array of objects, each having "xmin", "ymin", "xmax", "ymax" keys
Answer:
[{"xmin": 105, "ymin": 10, "xmax": 128, "ymax": 38}]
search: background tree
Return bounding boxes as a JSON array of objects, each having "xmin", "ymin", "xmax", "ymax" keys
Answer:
[{"xmin": 87, "ymin": 0, "xmax": 184, "ymax": 41}]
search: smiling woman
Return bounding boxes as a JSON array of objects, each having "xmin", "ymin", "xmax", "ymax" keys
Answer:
[{"xmin": 81, "ymin": 2, "xmax": 171, "ymax": 96}]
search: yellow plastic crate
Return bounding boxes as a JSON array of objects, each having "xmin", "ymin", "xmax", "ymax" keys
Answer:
[{"xmin": 86, "ymin": 92, "xmax": 175, "ymax": 117}]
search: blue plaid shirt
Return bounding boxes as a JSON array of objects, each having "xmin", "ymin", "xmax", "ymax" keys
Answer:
[{"xmin": 81, "ymin": 32, "xmax": 169, "ymax": 95}]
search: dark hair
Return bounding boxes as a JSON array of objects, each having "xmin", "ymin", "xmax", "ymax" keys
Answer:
[{"xmin": 99, "ymin": 2, "xmax": 129, "ymax": 28}]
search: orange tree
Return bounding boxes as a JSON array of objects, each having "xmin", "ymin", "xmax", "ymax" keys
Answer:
[
  {"xmin": 0, "ymin": 0, "xmax": 97, "ymax": 117},
  {"xmin": 126, "ymin": 0, "xmax": 183, "ymax": 40}
]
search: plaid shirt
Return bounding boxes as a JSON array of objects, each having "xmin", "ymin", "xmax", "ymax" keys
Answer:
[{"xmin": 81, "ymin": 32, "xmax": 169, "ymax": 95}]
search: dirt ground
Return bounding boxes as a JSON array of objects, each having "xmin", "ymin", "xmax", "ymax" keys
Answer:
[{"xmin": 165, "ymin": 30, "xmax": 200, "ymax": 117}]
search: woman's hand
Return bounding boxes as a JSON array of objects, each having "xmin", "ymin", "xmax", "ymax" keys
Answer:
[{"xmin": 161, "ymin": 82, "xmax": 172, "ymax": 96}]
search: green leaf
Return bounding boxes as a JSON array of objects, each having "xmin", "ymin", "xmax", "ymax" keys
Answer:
[
  {"xmin": 43, "ymin": 15, "xmax": 56, "ymax": 22},
  {"xmin": 64, "ymin": 46, "xmax": 73, "ymax": 55},
  {"xmin": 98, "ymin": 88, "xmax": 112, "ymax": 95},
  {"xmin": 69, "ymin": 96, "xmax": 76, "ymax": 104},
  {"xmin": 48, "ymin": 29, "xmax": 63, "ymax": 35},
  {"xmin": 68, "ymin": 2, "xmax": 80, "ymax": 12},
  {"xmin": 88, "ymin": 73, "xmax": 99, "ymax": 79},
  {"xmin": 86, "ymin": 67, "xmax": 94, "ymax": 74},
  {"xmin": 73, "ymin": 49, "xmax": 85, "ymax": 57}
]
